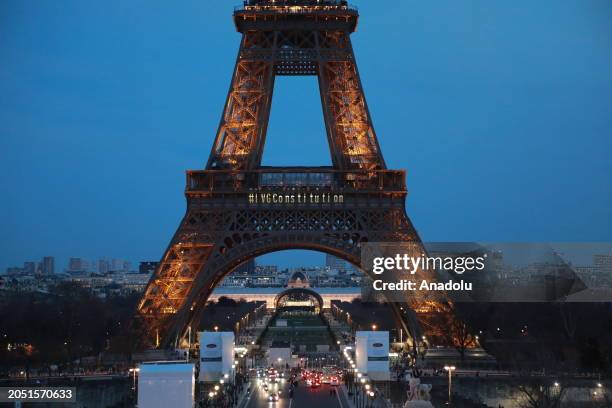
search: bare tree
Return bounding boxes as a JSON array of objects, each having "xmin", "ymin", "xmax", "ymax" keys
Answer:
[
  {"xmin": 517, "ymin": 379, "xmax": 566, "ymax": 408},
  {"xmin": 450, "ymin": 320, "xmax": 478, "ymax": 361},
  {"xmin": 434, "ymin": 310, "xmax": 478, "ymax": 361}
]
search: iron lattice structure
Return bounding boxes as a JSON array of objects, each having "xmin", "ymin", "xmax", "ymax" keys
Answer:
[{"xmin": 136, "ymin": 0, "xmax": 450, "ymax": 349}]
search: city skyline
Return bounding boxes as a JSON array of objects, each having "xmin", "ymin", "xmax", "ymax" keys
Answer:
[
  {"xmin": 2, "ymin": 1, "xmax": 611, "ymax": 271},
  {"xmin": 1, "ymin": 253, "xmax": 340, "ymax": 275},
  {"xmin": 0, "ymin": 252, "xmax": 330, "ymax": 274},
  {"xmin": 5, "ymin": 244, "xmax": 612, "ymax": 276}
]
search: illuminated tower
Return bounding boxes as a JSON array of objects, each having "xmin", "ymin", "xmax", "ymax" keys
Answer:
[{"xmin": 136, "ymin": 0, "xmax": 438, "ymax": 348}]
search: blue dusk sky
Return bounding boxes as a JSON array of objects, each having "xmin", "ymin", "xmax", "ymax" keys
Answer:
[{"xmin": 1, "ymin": 1, "xmax": 611, "ymax": 271}]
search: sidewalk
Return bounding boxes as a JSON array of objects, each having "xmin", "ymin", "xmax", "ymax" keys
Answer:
[
  {"xmin": 236, "ymin": 380, "xmax": 255, "ymax": 408},
  {"xmin": 338, "ymin": 385, "xmax": 354, "ymax": 408},
  {"xmin": 339, "ymin": 384, "xmax": 390, "ymax": 408}
]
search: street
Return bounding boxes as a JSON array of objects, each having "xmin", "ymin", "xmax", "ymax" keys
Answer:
[{"xmin": 243, "ymin": 377, "xmax": 346, "ymax": 408}]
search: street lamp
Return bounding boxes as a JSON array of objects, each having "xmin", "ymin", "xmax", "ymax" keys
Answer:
[
  {"xmin": 444, "ymin": 366, "xmax": 456, "ymax": 406},
  {"xmin": 371, "ymin": 324, "xmax": 377, "ymax": 331},
  {"xmin": 128, "ymin": 367, "xmax": 140, "ymax": 391}
]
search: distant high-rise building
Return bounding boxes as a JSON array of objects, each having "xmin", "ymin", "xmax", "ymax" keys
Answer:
[
  {"xmin": 235, "ymin": 259, "xmax": 256, "ymax": 275},
  {"xmin": 69, "ymin": 258, "xmax": 80, "ymax": 270},
  {"xmin": 325, "ymin": 254, "xmax": 347, "ymax": 273},
  {"xmin": 42, "ymin": 256, "xmax": 54, "ymax": 275},
  {"xmin": 67, "ymin": 257, "xmax": 87, "ymax": 273},
  {"xmin": 111, "ymin": 258, "xmax": 130, "ymax": 272},
  {"xmin": 98, "ymin": 259, "xmax": 110, "ymax": 274},
  {"xmin": 139, "ymin": 261, "xmax": 159, "ymax": 274},
  {"xmin": 23, "ymin": 262, "xmax": 36, "ymax": 275}
]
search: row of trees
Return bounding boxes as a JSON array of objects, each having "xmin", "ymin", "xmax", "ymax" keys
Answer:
[{"xmin": 0, "ymin": 282, "xmax": 139, "ymax": 371}]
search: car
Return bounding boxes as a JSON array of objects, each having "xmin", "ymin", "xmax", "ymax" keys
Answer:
[
  {"xmin": 268, "ymin": 392, "xmax": 279, "ymax": 402},
  {"xmin": 330, "ymin": 376, "xmax": 339, "ymax": 386}
]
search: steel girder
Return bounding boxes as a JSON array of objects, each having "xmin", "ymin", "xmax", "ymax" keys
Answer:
[
  {"xmin": 135, "ymin": 4, "xmax": 453, "ymax": 351},
  {"xmin": 207, "ymin": 28, "xmax": 385, "ymax": 171}
]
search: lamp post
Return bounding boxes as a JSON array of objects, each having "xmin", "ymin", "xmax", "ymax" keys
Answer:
[
  {"xmin": 368, "ymin": 390, "xmax": 375, "ymax": 408},
  {"xmin": 595, "ymin": 382, "xmax": 605, "ymax": 402},
  {"xmin": 129, "ymin": 367, "xmax": 140, "ymax": 391},
  {"xmin": 359, "ymin": 377, "xmax": 366, "ymax": 408},
  {"xmin": 444, "ymin": 365, "xmax": 456, "ymax": 406},
  {"xmin": 352, "ymin": 371, "xmax": 358, "ymax": 403}
]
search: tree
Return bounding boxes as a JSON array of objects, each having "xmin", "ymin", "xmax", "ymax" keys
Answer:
[
  {"xmin": 432, "ymin": 305, "xmax": 478, "ymax": 361},
  {"xmin": 448, "ymin": 320, "xmax": 478, "ymax": 361},
  {"xmin": 517, "ymin": 379, "xmax": 566, "ymax": 408}
]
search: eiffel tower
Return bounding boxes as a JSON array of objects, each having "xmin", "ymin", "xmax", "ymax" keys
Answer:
[{"xmin": 136, "ymin": 0, "xmax": 447, "ymax": 349}]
